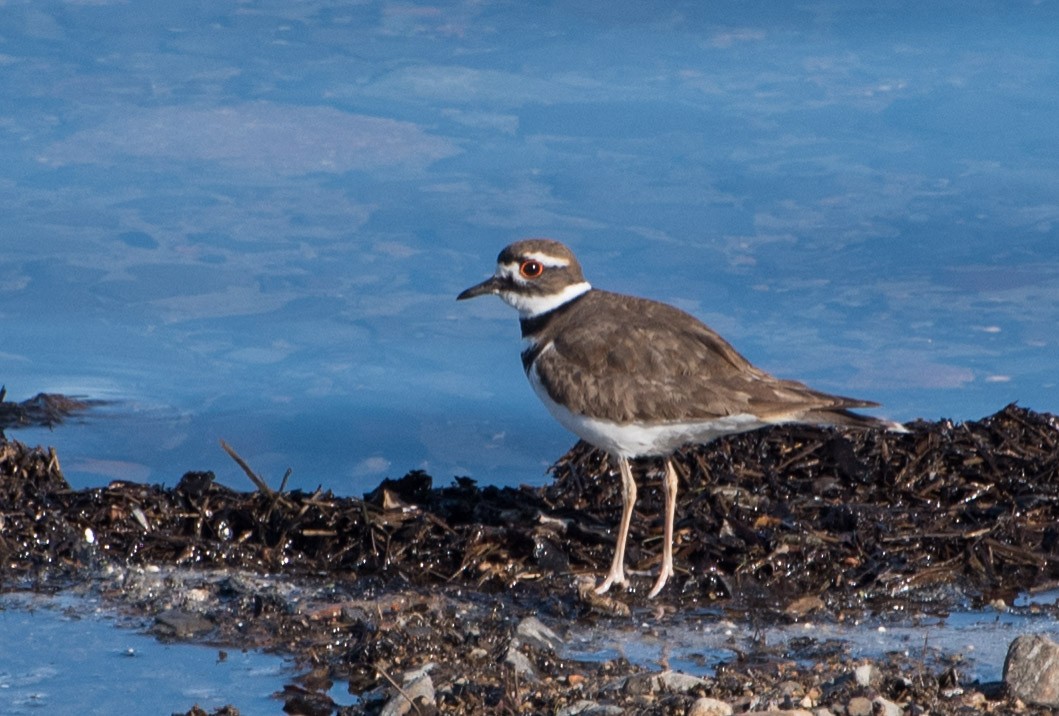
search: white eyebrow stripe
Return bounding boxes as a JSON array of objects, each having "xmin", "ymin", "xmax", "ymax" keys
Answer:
[{"xmin": 523, "ymin": 251, "xmax": 570, "ymax": 267}]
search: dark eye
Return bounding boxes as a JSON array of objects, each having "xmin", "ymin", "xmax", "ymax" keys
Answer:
[{"xmin": 520, "ymin": 260, "xmax": 544, "ymax": 279}]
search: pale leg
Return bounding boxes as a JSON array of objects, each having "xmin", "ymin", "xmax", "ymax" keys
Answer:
[
  {"xmin": 647, "ymin": 459, "xmax": 678, "ymax": 598},
  {"xmin": 595, "ymin": 456, "xmax": 637, "ymax": 594}
]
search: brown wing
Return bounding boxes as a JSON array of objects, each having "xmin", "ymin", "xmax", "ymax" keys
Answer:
[{"xmin": 534, "ymin": 290, "xmax": 877, "ymax": 425}]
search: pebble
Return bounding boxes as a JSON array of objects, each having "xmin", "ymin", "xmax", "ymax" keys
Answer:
[
  {"xmin": 853, "ymin": 663, "xmax": 879, "ymax": 687},
  {"xmin": 1004, "ymin": 633, "xmax": 1059, "ymax": 707},
  {"xmin": 873, "ymin": 696, "xmax": 903, "ymax": 716},
  {"xmin": 151, "ymin": 608, "xmax": 214, "ymax": 638},
  {"xmin": 556, "ymin": 701, "xmax": 624, "ymax": 716},
  {"xmin": 380, "ymin": 665, "xmax": 435, "ymax": 716},
  {"xmin": 515, "ymin": 615, "xmax": 563, "ymax": 652},
  {"xmin": 846, "ymin": 696, "xmax": 873, "ymax": 716},
  {"xmin": 688, "ymin": 696, "xmax": 733, "ymax": 716},
  {"xmin": 504, "ymin": 646, "xmax": 539, "ymax": 681},
  {"xmin": 623, "ymin": 669, "xmax": 710, "ymax": 695}
]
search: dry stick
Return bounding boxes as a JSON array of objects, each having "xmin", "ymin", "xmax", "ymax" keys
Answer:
[
  {"xmin": 375, "ymin": 664, "xmax": 424, "ymax": 716},
  {"xmin": 220, "ymin": 439, "xmax": 273, "ymax": 495},
  {"xmin": 278, "ymin": 467, "xmax": 293, "ymax": 493}
]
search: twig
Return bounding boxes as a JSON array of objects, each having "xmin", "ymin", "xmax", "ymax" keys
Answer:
[
  {"xmin": 219, "ymin": 440, "xmax": 273, "ymax": 495},
  {"xmin": 375, "ymin": 664, "xmax": 423, "ymax": 715}
]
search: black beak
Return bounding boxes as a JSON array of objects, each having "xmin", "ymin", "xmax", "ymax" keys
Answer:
[{"xmin": 457, "ymin": 275, "xmax": 502, "ymax": 300}]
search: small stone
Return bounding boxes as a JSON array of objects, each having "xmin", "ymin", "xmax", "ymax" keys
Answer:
[
  {"xmin": 958, "ymin": 690, "xmax": 987, "ymax": 709},
  {"xmin": 623, "ymin": 670, "xmax": 708, "ymax": 696},
  {"xmin": 785, "ymin": 595, "xmax": 825, "ymax": 617},
  {"xmin": 504, "ymin": 646, "xmax": 538, "ymax": 681},
  {"xmin": 689, "ymin": 696, "xmax": 733, "ymax": 716},
  {"xmin": 654, "ymin": 669, "xmax": 710, "ymax": 694},
  {"xmin": 576, "ymin": 576, "xmax": 632, "ymax": 617},
  {"xmin": 515, "ymin": 615, "xmax": 563, "ymax": 652},
  {"xmin": 557, "ymin": 701, "xmax": 624, "ymax": 716},
  {"xmin": 380, "ymin": 667, "xmax": 435, "ymax": 716},
  {"xmin": 152, "ymin": 608, "xmax": 213, "ymax": 638},
  {"xmin": 846, "ymin": 696, "xmax": 873, "ymax": 716},
  {"xmin": 854, "ymin": 663, "xmax": 880, "ymax": 687},
  {"xmin": 873, "ymin": 696, "xmax": 903, "ymax": 716},
  {"xmin": 1004, "ymin": 633, "xmax": 1059, "ymax": 707},
  {"xmin": 557, "ymin": 700, "xmax": 597, "ymax": 716}
]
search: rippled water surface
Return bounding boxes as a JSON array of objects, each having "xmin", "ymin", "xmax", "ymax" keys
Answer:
[{"xmin": 2, "ymin": 0, "xmax": 1056, "ymax": 493}]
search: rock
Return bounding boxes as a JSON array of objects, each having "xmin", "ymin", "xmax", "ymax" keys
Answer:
[
  {"xmin": 625, "ymin": 669, "xmax": 709, "ymax": 695},
  {"xmin": 380, "ymin": 664, "xmax": 435, "ymax": 716},
  {"xmin": 576, "ymin": 576, "xmax": 632, "ymax": 617},
  {"xmin": 515, "ymin": 615, "xmax": 563, "ymax": 652},
  {"xmin": 556, "ymin": 701, "xmax": 623, "ymax": 716},
  {"xmin": 1004, "ymin": 633, "xmax": 1059, "ymax": 707},
  {"xmin": 689, "ymin": 696, "xmax": 734, "ymax": 716},
  {"xmin": 503, "ymin": 615, "xmax": 562, "ymax": 683},
  {"xmin": 656, "ymin": 669, "xmax": 710, "ymax": 693},
  {"xmin": 556, "ymin": 701, "xmax": 591, "ymax": 716},
  {"xmin": 846, "ymin": 696, "xmax": 873, "ymax": 716},
  {"xmin": 152, "ymin": 608, "xmax": 214, "ymax": 638},
  {"xmin": 504, "ymin": 646, "xmax": 539, "ymax": 681},
  {"xmin": 873, "ymin": 696, "xmax": 903, "ymax": 716},
  {"xmin": 784, "ymin": 595, "xmax": 825, "ymax": 617},
  {"xmin": 854, "ymin": 663, "xmax": 880, "ymax": 688}
]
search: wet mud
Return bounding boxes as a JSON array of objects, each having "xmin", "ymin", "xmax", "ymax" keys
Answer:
[{"xmin": 3, "ymin": 402, "xmax": 1059, "ymax": 714}]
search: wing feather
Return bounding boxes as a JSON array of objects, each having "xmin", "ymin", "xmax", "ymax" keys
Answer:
[{"xmin": 533, "ymin": 290, "xmax": 876, "ymax": 425}]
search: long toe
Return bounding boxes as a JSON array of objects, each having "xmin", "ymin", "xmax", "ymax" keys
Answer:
[
  {"xmin": 595, "ymin": 567, "xmax": 626, "ymax": 595},
  {"xmin": 646, "ymin": 561, "xmax": 673, "ymax": 599}
]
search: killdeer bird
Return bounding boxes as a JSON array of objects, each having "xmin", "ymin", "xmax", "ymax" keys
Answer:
[{"xmin": 458, "ymin": 239, "xmax": 902, "ymax": 598}]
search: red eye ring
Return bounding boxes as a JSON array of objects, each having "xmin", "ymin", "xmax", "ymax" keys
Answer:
[{"xmin": 519, "ymin": 260, "xmax": 544, "ymax": 279}]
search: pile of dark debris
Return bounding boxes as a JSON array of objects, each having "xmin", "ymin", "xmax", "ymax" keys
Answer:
[{"xmin": 3, "ymin": 397, "xmax": 1059, "ymax": 715}]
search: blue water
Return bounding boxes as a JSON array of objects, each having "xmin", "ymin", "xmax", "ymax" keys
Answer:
[
  {"xmin": 0, "ymin": 593, "xmax": 289, "ymax": 715},
  {"xmin": 565, "ymin": 602, "xmax": 1059, "ymax": 685},
  {"xmin": 1, "ymin": 1, "xmax": 1057, "ymax": 495}
]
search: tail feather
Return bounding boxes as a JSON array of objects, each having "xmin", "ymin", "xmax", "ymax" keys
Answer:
[{"xmin": 802, "ymin": 407, "xmax": 908, "ymax": 433}]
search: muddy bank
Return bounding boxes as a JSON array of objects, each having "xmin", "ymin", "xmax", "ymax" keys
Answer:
[
  {"xmin": 0, "ymin": 386, "xmax": 101, "ymax": 436},
  {"xmin": 3, "ymin": 403, "xmax": 1059, "ymax": 714}
]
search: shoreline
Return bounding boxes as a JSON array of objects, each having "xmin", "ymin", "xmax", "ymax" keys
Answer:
[{"xmin": 2, "ymin": 404, "xmax": 1059, "ymax": 714}]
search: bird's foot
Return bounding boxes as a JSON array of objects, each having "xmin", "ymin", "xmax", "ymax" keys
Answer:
[
  {"xmin": 594, "ymin": 568, "xmax": 627, "ymax": 595},
  {"xmin": 646, "ymin": 559, "xmax": 674, "ymax": 599}
]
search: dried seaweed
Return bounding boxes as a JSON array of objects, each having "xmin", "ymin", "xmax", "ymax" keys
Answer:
[
  {"xmin": 3, "ymin": 404, "xmax": 1059, "ymax": 613},
  {"xmin": 5, "ymin": 404, "xmax": 1059, "ymax": 714},
  {"xmin": 550, "ymin": 403, "xmax": 1059, "ymax": 608}
]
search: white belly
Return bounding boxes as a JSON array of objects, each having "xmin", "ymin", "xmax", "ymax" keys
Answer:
[{"xmin": 527, "ymin": 361, "xmax": 767, "ymax": 458}]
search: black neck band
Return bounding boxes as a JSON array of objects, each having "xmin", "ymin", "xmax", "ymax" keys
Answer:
[
  {"xmin": 519, "ymin": 290, "xmax": 590, "ymax": 372},
  {"xmin": 519, "ymin": 289, "xmax": 589, "ymax": 338}
]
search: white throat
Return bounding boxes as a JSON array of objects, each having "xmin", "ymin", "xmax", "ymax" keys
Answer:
[{"xmin": 501, "ymin": 281, "xmax": 592, "ymax": 318}]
